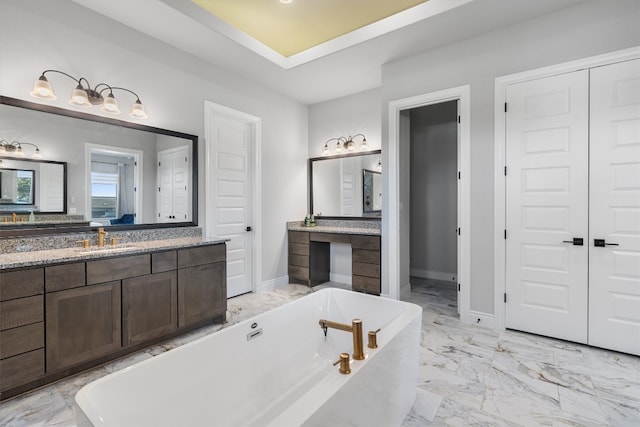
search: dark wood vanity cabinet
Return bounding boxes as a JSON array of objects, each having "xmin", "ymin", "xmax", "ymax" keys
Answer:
[
  {"xmin": 0, "ymin": 242, "xmax": 227, "ymax": 400},
  {"xmin": 0, "ymin": 268, "xmax": 45, "ymax": 392},
  {"xmin": 46, "ymin": 281, "xmax": 122, "ymax": 372},
  {"xmin": 287, "ymin": 230, "xmax": 381, "ymax": 295}
]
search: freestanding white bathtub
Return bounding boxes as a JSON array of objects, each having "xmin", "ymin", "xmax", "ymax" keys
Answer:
[{"xmin": 76, "ymin": 288, "xmax": 422, "ymax": 427}]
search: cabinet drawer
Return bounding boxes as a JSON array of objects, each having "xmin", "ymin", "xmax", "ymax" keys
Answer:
[
  {"xmin": 86, "ymin": 254, "xmax": 151, "ymax": 285},
  {"xmin": 288, "ymin": 265, "xmax": 309, "ymax": 281},
  {"xmin": 309, "ymin": 233, "xmax": 351, "ymax": 244},
  {"xmin": 0, "ymin": 296, "xmax": 43, "ymax": 331},
  {"xmin": 288, "ymin": 242, "xmax": 309, "ymax": 256},
  {"xmin": 288, "ymin": 231, "xmax": 309, "ymax": 244},
  {"xmin": 351, "ymin": 235, "xmax": 380, "ymax": 250},
  {"xmin": 152, "ymin": 250, "xmax": 177, "ymax": 273},
  {"xmin": 0, "ymin": 322, "xmax": 44, "ymax": 359},
  {"xmin": 0, "ymin": 268, "xmax": 44, "ymax": 301},
  {"xmin": 352, "ymin": 249, "xmax": 380, "ymax": 265},
  {"xmin": 0, "ymin": 349, "xmax": 45, "ymax": 391},
  {"xmin": 353, "ymin": 262, "xmax": 380, "ymax": 278},
  {"xmin": 178, "ymin": 244, "xmax": 226, "ymax": 269},
  {"xmin": 289, "ymin": 254, "xmax": 309, "ymax": 268},
  {"xmin": 46, "ymin": 263, "xmax": 86, "ymax": 292},
  {"xmin": 352, "ymin": 275, "xmax": 381, "ymax": 295}
]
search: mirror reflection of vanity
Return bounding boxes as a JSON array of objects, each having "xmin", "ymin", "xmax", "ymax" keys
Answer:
[
  {"xmin": 0, "ymin": 96, "xmax": 197, "ymax": 234},
  {"xmin": 309, "ymin": 149, "xmax": 382, "ymax": 218},
  {"xmin": 1, "ymin": 158, "xmax": 66, "ymax": 212}
]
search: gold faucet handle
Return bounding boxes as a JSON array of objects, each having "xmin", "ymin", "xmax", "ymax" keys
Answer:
[
  {"xmin": 368, "ymin": 328, "xmax": 381, "ymax": 349},
  {"xmin": 110, "ymin": 237, "xmax": 121, "ymax": 247},
  {"xmin": 76, "ymin": 239, "xmax": 90, "ymax": 249},
  {"xmin": 333, "ymin": 352, "xmax": 351, "ymax": 375}
]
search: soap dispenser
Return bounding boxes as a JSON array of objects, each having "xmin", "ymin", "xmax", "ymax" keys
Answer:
[{"xmin": 28, "ymin": 210, "xmax": 35, "ymax": 222}]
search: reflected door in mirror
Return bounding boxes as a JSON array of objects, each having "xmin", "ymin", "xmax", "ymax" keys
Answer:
[{"xmin": 157, "ymin": 146, "xmax": 191, "ymax": 222}]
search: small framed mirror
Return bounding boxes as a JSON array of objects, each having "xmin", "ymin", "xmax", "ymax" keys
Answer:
[{"xmin": 309, "ymin": 149, "xmax": 382, "ymax": 218}]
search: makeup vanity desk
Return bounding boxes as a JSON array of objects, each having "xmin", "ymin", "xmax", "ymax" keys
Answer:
[{"xmin": 287, "ymin": 221, "xmax": 381, "ymax": 295}]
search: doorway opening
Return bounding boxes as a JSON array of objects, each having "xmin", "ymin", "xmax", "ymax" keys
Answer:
[
  {"xmin": 387, "ymin": 85, "xmax": 471, "ymax": 322},
  {"xmin": 408, "ymin": 101, "xmax": 459, "ymax": 315}
]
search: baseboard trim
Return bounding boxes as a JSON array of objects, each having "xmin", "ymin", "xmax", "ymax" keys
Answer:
[
  {"xmin": 257, "ymin": 275, "xmax": 289, "ymax": 293},
  {"xmin": 410, "ymin": 268, "xmax": 456, "ymax": 282}
]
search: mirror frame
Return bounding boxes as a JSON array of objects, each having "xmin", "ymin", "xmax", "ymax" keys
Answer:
[
  {"xmin": 309, "ymin": 149, "xmax": 382, "ymax": 220},
  {"xmin": 0, "ymin": 158, "xmax": 67, "ymax": 212},
  {"xmin": 0, "ymin": 95, "xmax": 198, "ymax": 234}
]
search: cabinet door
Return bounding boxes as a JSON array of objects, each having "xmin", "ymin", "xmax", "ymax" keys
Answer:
[
  {"xmin": 46, "ymin": 282, "xmax": 121, "ymax": 372},
  {"xmin": 178, "ymin": 263, "xmax": 226, "ymax": 328},
  {"xmin": 123, "ymin": 271, "xmax": 177, "ymax": 346}
]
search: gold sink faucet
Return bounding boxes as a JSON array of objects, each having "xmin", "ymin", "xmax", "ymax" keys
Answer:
[
  {"xmin": 11, "ymin": 212, "xmax": 16, "ymax": 223},
  {"xmin": 319, "ymin": 318, "xmax": 365, "ymax": 360},
  {"xmin": 97, "ymin": 227, "xmax": 108, "ymax": 247}
]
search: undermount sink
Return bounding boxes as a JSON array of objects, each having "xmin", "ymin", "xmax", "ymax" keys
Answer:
[{"xmin": 77, "ymin": 244, "xmax": 141, "ymax": 254}]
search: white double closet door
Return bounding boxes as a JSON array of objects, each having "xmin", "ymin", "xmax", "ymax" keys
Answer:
[{"xmin": 505, "ymin": 59, "xmax": 640, "ymax": 355}]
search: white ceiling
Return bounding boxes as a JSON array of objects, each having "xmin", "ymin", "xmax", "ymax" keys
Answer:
[{"xmin": 72, "ymin": 0, "xmax": 587, "ymax": 105}]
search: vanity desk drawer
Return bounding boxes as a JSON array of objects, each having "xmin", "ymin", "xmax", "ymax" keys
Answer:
[
  {"xmin": 86, "ymin": 254, "xmax": 151, "ymax": 285},
  {"xmin": 0, "ymin": 268, "xmax": 44, "ymax": 301},
  {"xmin": 45, "ymin": 262, "xmax": 86, "ymax": 292}
]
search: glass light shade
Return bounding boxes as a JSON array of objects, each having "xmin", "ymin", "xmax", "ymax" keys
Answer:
[
  {"xmin": 322, "ymin": 143, "xmax": 330, "ymax": 156},
  {"xmin": 360, "ymin": 138, "xmax": 368, "ymax": 150},
  {"xmin": 346, "ymin": 140, "xmax": 356, "ymax": 151},
  {"xmin": 335, "ymin": 141, "xmax": 343, "ymax": 153},
  {"xmin": 69, "ymin": 85, "xmax": 91, "ymax": 107},
  {"xmin": 0, "ymin": 146, "xmax": 5, "ymax": 153},
  {"xmin": 30, "ymin": 77, "xmax": 57, "ymax": 100},
  {"xmin": 100, "ymin": 94, "xmax": 121, "ymax": 114},
  {"xmin": 14, "ymin": 146, "xmax": 25, "ymax": 157},
  {"xmin": 32, "ymin": 148, "xmax": 43, "ymax": 159},
  {"xmin": 129, "ymin": 100, "xmax": 148, "ymax": 119},
  {"xmin": 375, "ymin": 160, "xmax": 382, "ymax": 172}
]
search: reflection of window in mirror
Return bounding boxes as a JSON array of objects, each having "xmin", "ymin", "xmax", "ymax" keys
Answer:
[{"xmin": 89, "ymin": 146, "xmax": 141, "ymax": 226}]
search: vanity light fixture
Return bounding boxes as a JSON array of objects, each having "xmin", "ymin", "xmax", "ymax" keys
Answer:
[
  {"xmin": 375, "ymin": 159, "xmax": 382, "ymax": 172},
  {"xmin": 30, "ymin": 69, "xmax": 148, "ymax": 119},
  {"xmin": 321, "ymin": 134, "xmax": 368, "ymax": 155},
  {"xmin": 0, "ymin": 140, "xmax": 43, "ymax": 159}
]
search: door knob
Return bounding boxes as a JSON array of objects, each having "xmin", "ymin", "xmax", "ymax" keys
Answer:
[
  {"xmin": 246, "ymin": 226, "xmax": 252, "ymax": 232},
  {"xmin": 562, "ymin": 238, "xmax": 583, "ymax": 246},
  {"xmin": 594, "ymin": 239, "xmax": 618, "ymax": 247}
]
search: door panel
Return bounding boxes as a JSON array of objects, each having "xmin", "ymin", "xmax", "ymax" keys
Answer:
[
  {"xmin": 505, "ymin": 70, "xmax": 589, "ymax": 343},
  {"xmin": 589, "ymin": 59, "xmax": 640, "ymax": 355},
  {"xmin": 208, "ymin": 114, "xmax": 253, "ymax": 297}
]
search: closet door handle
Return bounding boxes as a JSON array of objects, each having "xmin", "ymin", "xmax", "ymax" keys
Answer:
[
  {"xmin": 594, "ymin": 239, "xmax": 618, "ymax": 247},
  {"xmin": 562, "ymin": 238, "xmax": 583, "ymax": 246}
]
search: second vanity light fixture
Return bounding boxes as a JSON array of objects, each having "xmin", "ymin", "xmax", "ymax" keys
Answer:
[
  {"xmin": 321, "ymin": 134, "xmax": 368, "ymax": 156},
  {"xmin": 0, "ymin": 139, "xmax": 43, "ymax": 158},
  {"xmin": 30, "ymin": 69, "xmax": 148, "ymax": 119}
]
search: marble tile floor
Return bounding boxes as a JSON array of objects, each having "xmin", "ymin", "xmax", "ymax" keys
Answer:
[{"xmin": 1, "ymin": 280, "xmax": 638, "ymax": 426}]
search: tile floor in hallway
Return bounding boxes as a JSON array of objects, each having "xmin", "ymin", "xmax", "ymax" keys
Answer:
[{"xmin": 0, "ymin": 279, "xmax": 638, "ymax": 426}]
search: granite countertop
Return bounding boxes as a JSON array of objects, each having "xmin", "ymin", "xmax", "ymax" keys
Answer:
[
  {"xmin": 287, "ymin": 222, "xmax": 380, "ymax": 236},
  {"xmin": 0, "ymin": 236, "xmax": 229, "ymax": 270}
]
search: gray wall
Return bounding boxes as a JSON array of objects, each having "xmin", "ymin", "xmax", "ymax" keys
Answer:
[
  {"xmin": 410, "ymin": 101, "xmax": 458, "ymax": 280},
  {"xmin": 0, "ymin": 0, "xmax": 309, "ymax": 287},
  {"xmin": 381, "ymin": 0, "xmax": 640, "ymax": 314}
]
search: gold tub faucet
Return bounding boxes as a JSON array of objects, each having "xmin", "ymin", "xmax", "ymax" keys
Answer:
[
  {"xmin": 97, "ymin": 227, "xmax": 108, "ymax": 247},
  {"xmin": 319, "ymin": 318, "xmax": 365, "ymax": 360}
]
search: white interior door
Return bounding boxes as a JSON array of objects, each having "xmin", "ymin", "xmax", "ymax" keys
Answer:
[
  {"xmin": 589, "ymin": 59, "xmax": 640, "ymax": 355},
  {"xmin": 207, "ymin": 113, "xmax": 253, "ymax": 298},
  {"xmin": 505, "ymin": 70, "xmax": 589, "ymax": 343},
  {"xmin": 171, "ymin": 146, "xmax": 190, "ymax": 222}
]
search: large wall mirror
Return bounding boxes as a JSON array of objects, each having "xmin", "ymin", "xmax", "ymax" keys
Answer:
[
  {"xmin": 310, "ymin": 149, "xmax": 382, "ymax": 218},
  {"xmin": 0, "ymin": 96, "xmax": 197, "ymax": 232}
]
